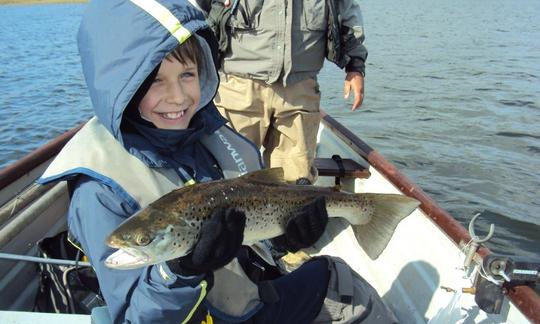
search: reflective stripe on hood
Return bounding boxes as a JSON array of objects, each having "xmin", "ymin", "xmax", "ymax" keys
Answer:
[{"xmin": 77, "ymin": 0, "xmax": 218, "ymax": 144}]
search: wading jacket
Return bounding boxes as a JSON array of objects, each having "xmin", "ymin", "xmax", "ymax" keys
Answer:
[{"xmin": 201, "ymin": 0, "xmax": 368, "ymax": 86}]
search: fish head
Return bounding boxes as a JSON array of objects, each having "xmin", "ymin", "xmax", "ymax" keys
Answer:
[{"xmin": 104, "ymin": 206, "xmax": 200, "ymax": 270}]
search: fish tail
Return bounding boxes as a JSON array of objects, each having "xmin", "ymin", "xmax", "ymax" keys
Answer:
[{"xmin": 347, "ymin": 193, "xmax": 419, "ymax": 260}]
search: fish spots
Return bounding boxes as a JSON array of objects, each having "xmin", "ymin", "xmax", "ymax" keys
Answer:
[
  {"xmin": 358, "ymin": 198, "xmax": 374, "ymax": 214},
  {"xmin": 361, "ymin": 203, "xmax": 371, "ymax": 214}
]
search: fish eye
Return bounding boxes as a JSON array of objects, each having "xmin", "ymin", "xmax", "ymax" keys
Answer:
[{"xmin": 135, "ymin": 234, "xmax": 152, "ymax": 246}]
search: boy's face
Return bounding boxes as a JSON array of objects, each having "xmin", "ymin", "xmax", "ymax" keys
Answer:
[{"xmin": 138, "ymin": 56, "xmax": 200, "ymax": 130}]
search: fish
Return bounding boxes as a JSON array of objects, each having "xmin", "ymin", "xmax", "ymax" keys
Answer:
[{"xmin": 105, "ymin": 167, "xmax": 420, "ymax": 269}]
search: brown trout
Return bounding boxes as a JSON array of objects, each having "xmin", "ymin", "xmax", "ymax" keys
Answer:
[{"xmin": 105, "ymin": 168, "xmax": 419, "ymax": 269}]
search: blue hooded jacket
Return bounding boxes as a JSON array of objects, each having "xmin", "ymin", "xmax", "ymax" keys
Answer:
[
  {"xmin": 78, "ymin": 0, "xmax": 219, "ymax": 142},
  {"xmin": 54, "ymin": 1, "xmax": 250, "ymax": 323}
]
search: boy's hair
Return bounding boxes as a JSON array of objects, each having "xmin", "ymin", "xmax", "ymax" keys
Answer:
[{"xmin": 169, "ymin": 35, "xmax": 203, "ymax": 71}]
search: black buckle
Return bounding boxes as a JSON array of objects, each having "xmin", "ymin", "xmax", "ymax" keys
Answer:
[{"xmin": 331, "ymin": 154, "xmax": 346, "ymax": 187}]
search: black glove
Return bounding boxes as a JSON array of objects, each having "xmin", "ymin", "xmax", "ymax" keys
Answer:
[
  {"xmin": 271, "ymin": 196, "xmax": 328, "ymax": 253},
  {"xmin": 167, "ymin": 207, "xmax": 246, "ymax": 276}
]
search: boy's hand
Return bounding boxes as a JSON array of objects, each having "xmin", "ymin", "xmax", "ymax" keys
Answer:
[
  {"xmin": 167, "ymin": 207, "xmax": 245, "ymax": 276},
  {"xmin": 271, "ymin": 196, "xmax": 328, "ymax": 252}
]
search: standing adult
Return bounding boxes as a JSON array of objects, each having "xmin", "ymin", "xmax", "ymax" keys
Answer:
[{"xmin": 199, "ymin": 0, "xmax": 368, "ymax": 182}]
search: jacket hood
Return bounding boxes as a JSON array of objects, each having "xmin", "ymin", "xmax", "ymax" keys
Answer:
[{"xmin": 77, "ymin": 0, "xmax": 218, "ymax": 144}]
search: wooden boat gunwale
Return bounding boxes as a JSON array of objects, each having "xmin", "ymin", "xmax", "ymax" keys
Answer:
[
  {"xmin": 0, "ymin": 113, "xmax": 538, "ymax": 322},
  {"xmin": 0, "ymin": 124, "xmax": 83, "ymax": 191}
]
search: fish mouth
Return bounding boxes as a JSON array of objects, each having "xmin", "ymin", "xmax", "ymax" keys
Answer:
[{"xmin": 104, "ymin": 247, "xmax": 151, "ymax": 270}]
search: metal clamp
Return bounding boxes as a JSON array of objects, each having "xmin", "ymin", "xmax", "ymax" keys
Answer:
[
  {"xmin": 469, "ymin": 213, "xmax": 495, "ymax": 243},
  {"xmin": 463, "ymin": 213, "xmax": 495, "ymax": 271}
]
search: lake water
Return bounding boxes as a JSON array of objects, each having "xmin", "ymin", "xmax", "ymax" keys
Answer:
[{"xmin": 0, "ymin": 1, "xmax": 538, "ymax": 259}]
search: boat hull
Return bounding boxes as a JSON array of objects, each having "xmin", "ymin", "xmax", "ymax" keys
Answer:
[{"xmin": 0, "ymin": 115, "xmax": 537, "ymax": 323}]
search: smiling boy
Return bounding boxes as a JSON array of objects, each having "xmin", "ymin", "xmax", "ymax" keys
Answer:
[
  {"xmin": 138, "ymin": 42, "xmax": 202, "ymax": 130},
  {"xmin": 38, "ymin": 1, "xmax": 332, "ymax": 322}
]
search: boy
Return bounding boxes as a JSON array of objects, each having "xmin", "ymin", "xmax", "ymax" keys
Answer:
[{"xmin": 39, "ymin": 1, "xmax": 330, "ymax": 322}]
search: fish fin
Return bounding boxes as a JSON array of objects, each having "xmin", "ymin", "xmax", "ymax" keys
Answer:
[
  {"xmin": 241, "ymin": 167, "xmax": 286, "ymax": 184},
  {"xmin": 351, "ymin": 194, "xmax": 419, "ymax": 259}
]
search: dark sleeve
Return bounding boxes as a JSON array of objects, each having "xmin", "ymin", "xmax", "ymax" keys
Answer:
[
  {"xmin": 67, "ymin": 176, "xmax": 207, "ymax": 324},
  {"xmin": 339, "ymin": 0, "xmax": 368, "ymax": 75},
  {"xmin": 195, "ymin": 0, "xmax": 213, "ymax": 13}
]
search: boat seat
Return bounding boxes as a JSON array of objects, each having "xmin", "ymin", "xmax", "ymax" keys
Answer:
[
  {"xmin": 91, "ymin": 306, "xmax": 112, "ymax": 324},
  {"xmin": 313, "ymin": 156, "xmax": 370, "ymax": 179}
]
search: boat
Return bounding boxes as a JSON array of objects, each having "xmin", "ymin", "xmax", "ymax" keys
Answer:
[{"xmin": 0, "ymin": 112, "xmax": 538, "ymax": 323}]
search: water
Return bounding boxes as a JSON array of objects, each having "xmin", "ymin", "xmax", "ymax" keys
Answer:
[
  {"xmin": 0, "ymin": 3, "xmax": 92, "ymax": 166},
  {"xmin": 0, "ymin": 1, "xmax": 538, "ymax": 259}
]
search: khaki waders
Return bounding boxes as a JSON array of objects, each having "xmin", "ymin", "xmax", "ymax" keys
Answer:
[{"xmin": 215, "ymin": 74, "xmax": 321, "ymax": 182}]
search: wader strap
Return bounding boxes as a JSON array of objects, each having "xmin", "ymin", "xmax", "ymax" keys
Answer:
[
  {"xmin": 334, "ymin": 259, "xmax": 354, "ymax": 303},
  {"xmin": 331, "ymin": 155, "xmax": 346, "ymax": 187}
]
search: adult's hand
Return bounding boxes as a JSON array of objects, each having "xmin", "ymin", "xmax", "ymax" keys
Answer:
[
  {"xmin": 344, "ymin": 72, "xmax": 365, "ymax": 111},
  {"xmin": 167, "ymin": 207, "xmax": 245, "ymax": 276}
]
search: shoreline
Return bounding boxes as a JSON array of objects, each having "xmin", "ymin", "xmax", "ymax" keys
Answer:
[{"xmin": 0, "ymin": 0, "xmax": 87, "ymax": 5}]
